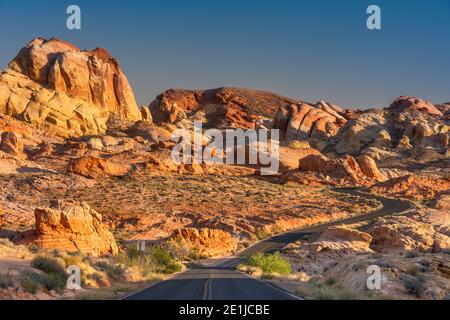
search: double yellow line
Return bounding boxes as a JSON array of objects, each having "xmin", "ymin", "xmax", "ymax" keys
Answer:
[{"xmin": 202, "ymin": 270, "xmax": 214, "ymax": 300}]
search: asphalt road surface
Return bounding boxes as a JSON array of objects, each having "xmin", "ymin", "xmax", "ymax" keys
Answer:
[{"xmin": 124, "ymin": 189, "xmax": 414, "ymax": 300}]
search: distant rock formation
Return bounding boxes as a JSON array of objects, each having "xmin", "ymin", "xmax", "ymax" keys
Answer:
[
  {"xmin": 370, "ymin": 175, "xmax": 450, "ymax": 200},
  {"xmin": 273, "ymin": 101, "xmax": 348, "ymax": 141},
  {"xmin": 29, "ymin": 200, "xmax": 118, "ymax": 256},
  {"xmin": 389, "ymin": 96, "xmax": 443, "ymax": 116},
  {"xmin": 149, "ymin": 87, "xmax": 297, "ymax": 128},
  {"xmin": 172, "ymin": 228, "xmax": 237, "ymax": 257},
  {"xmin": 295, "ymin": 153, "xmax": 386, "ymax": 186},
  {"xmin": 332, "ymin": 97, "xmax": 449, "ymax": 157}
]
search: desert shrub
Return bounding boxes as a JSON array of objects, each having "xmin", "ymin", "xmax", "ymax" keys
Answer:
[
  {"xmin": 312, "ymin": 286, "xmax": 359, "ymax": 300},
  {"xmin": 31, "ymin": 255, "xmax": 66, "ymax": 275},
  {"xmin": 407, "ymin": 265, "xmax": 421, "ymax": 277},
  {"xmin": 21, "ymin": 272, "xmax": 45, "ymax": 294},
  {"xmin": 405, "ymin": 251, "xmax": 420, "ymax": 259},
  {"xmin": 402, "ymin": 274, "xmax": 426, "ymax": 297},
  {"xmin": 0, "ymin": 272, "xmax": 14, "ymax": 289},
  {"xmin": 255, "ymin": 227, "xmax": 271, "ymax": 240},
  {"xmin": 116, "ymin": 244, "xmax": 183, "ymax": 276},
  {"xmin": 324, "ymin": 277, "xmax": 337, "ymax": 286},
  {"xmin": 167, "ymin": 238, "xmax": 190, "ymax": 261},
  {"xmin": 245, "ymin": 252, "xmax": 292, "ymax": 275},
  {"xmin": 20, "ymin": 271, "xmax": 65, "ymax": 293},
  {"xmin": 30, "ymin": 255, "xmax": 68, "ymax": 292}
]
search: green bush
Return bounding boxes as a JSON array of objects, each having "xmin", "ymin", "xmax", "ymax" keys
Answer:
[{"xmin": 245, "ymin": 252, "xmax": 292, "ymax": 275}]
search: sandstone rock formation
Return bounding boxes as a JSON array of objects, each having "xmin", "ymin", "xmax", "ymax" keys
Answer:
[
  {"xmin": 296, "ymin": 153, "xmax": 385, "ymax": 185},
  {"xmin": 149, "ymin": 87, "xmax": 297, "ymax": 128},
  {"xmin": 333, "ymin": 97, "xmax": 449, "ymax": 156},
  {"xmin": 389, "ymin": 96, "xmax": 443, "ymax": 116},
  {"xmin": 0, "ymin": 38, "xmax": 141, "ymax": 138},
  {"xmin": 355, "ymin": 155, "xmax": 387, "ymax": 182},
  {"xmin": 309, "ymin": 226, "xmax": 373, "ymax": 257},
  {"xmin": 29, "ymin": 200, "xmax": 118, "ymax": 255},
  {"xmin": 369, "ymin": 216, "xmax": 450, "ymax": 253},
  {"xmin": 9, "ymin": 38, "xmax": 141, "ymax": 121},
  {"xmin": 370, "ymin": 175, "xmax": 450, "ymax": 200},
  {"xmin": 67, "ymin": 156, "xmax": 130, "ymax": 179},
  {"xmin": 172, "ymin": 228, "xmax": 237, "ymax": 257},
  {"xmin": 0, "ymin": 131, "xmax": 25, "ymax": 159},
  {"xmin": 273, "ymin": 101, "xmax": 347, "ymax": 141}
]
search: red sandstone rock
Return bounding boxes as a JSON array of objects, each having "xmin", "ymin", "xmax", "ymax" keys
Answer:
[
  {"xmin": 67, "ymin": 156, "xmax": 130, "ymax": 179},
  {"xmin": 29, "ymin": 200, "xmax": 118, "ymax": 256},
  {"xmin": 172, "ymin": 228, "xmax": 237, "ymax": 257}
]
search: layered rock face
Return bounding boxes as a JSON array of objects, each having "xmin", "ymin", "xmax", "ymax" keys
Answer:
[
  {"xmin": 273, "ymin": 101, "xmax": 348, "ymax": 141},
  {"xmin": 30, "ymin": 200, "xmax": 118, "ymax": 256},
  {"xmin": 172, "ymin": 228, "xmax": 237, "ymax": 257},
  {"xmin": 149, "ymin": 87, "xmax": 297, "ymax": 128},
  {"xmin": 296, "ymin": 153, "xmax": 386, "ymax": 185},
  {"xmin": 0, "ymin": 38, "xmax": 141, "ymax": 137}
]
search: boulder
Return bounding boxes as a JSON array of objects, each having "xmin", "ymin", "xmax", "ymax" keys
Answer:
[
  {"xmin": 28, "ymin": 141, "xmax": 53, "ymax": 160},
  {"xmin": 67, "ymin": 156, "xmax": 130, "ymax": 179},
  {"xmin": 355, "ymin": 155, "xmax": 386, "ymax": 182},
  {"xmin": 0, "ymin": 131, "xmax": 25, "ymax": 159},
  {"xmin": 31, "ymin": 200, "xmax": 118, "ymax": 256},
  {"xmin": 172, "ymin": 228, "xmax": 237, "ymax": 257}
]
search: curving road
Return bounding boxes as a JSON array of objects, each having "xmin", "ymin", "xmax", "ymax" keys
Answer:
[{"xmin": 124, "ymin": 189, "xmax": 414, "ymax": 300}]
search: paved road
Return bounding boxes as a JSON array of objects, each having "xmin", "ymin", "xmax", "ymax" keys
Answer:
[{"xmin": 124, "ymin": 189, "xmax": 414, "ymax": 300}]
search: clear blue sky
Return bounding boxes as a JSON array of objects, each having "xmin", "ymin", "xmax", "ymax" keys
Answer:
[{"xmin": 1, "ymin": 0, "xmax": 449, "ymax": 108}]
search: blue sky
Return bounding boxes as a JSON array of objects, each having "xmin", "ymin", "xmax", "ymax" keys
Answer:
[{"xmin": 0, "ymin": 0, "xmax": 449, "ymax": 108}]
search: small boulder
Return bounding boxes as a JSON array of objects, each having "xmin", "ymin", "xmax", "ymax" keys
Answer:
[
  {"xmin": 67, "ymin": 156, "xmax": 130, "ymax": 179},
  {"xmin": 0, "ymin": 132, "xmax": 25, "ymax": 159}
]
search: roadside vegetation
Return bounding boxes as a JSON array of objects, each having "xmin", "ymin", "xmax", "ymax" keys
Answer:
[{"xmin": 239, "ymin": 252, "xmax": 292, "ymax": 276}]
